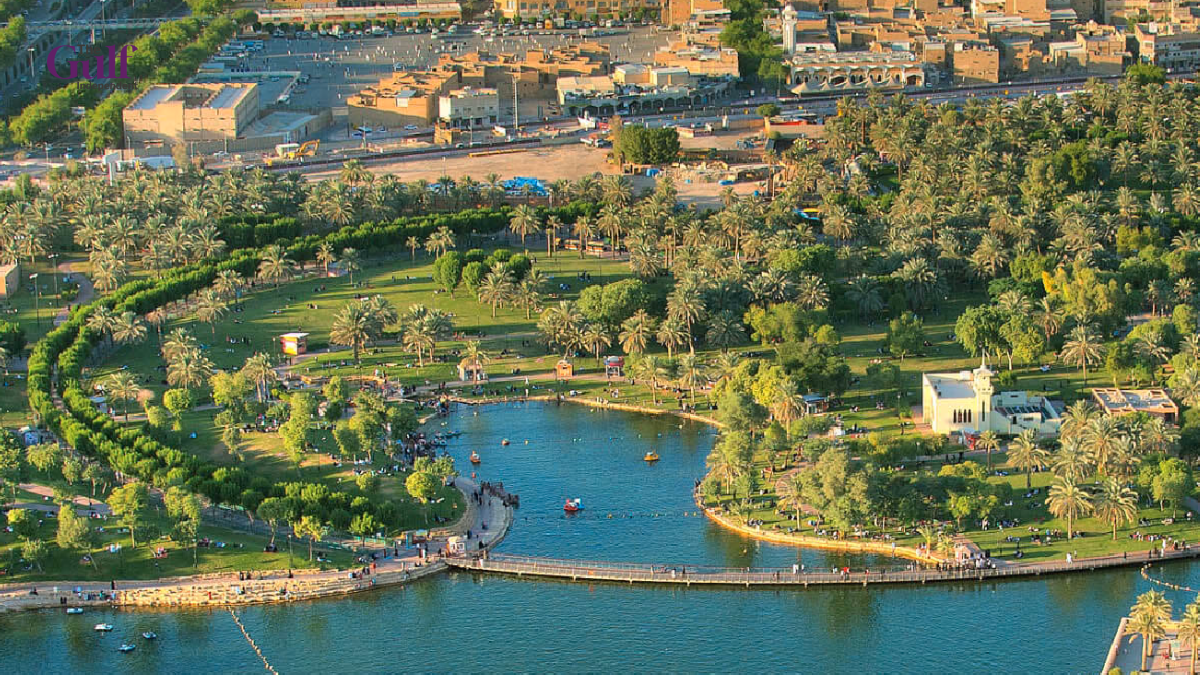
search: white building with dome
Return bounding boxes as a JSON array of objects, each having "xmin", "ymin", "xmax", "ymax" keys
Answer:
[{"xmin": 921, "ymin": 357, "xmax": 1064, "ymax": 437}]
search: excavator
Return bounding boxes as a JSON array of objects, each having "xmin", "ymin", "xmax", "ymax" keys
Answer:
[{"xmin": 265, "ymin": 139, "xmax": 319, "ymax": 166}]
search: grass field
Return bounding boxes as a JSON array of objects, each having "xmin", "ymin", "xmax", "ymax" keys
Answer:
[{"xmin": 0, "ymin": 507, "xmax": 356, "ymax": 582}]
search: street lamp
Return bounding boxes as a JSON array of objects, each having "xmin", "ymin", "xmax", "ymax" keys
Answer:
[
  {"xmin": 29, "ymin": 273, "xmax": 40, "ymax": 326},
  {"xmin": 48, "ymin": 253, "xmax": 59, "ymax": 307},
  {"xmin": 26, "ymin": 47, "xmax": 34, "ymax": 80}
]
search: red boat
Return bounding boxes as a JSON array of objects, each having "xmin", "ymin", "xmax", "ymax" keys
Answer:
[{"xmin": 563, "ymin": 498, "xmax": 583, "ymax": 513}]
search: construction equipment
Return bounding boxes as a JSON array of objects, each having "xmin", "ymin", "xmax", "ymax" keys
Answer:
[{"xmin": 266, "ymin": 140, "xmax": 320, "ymax": 166}]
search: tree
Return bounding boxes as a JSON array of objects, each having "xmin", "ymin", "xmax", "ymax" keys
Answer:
[
  {"xmin": 1060, "ymin": 324, "xmax": 1106, "ymax": 384},
  {"xmin": 340, "ymin": 247, "xmax": 362, "ymax": 284},
  {"xmin": 432, "ymin": 251, "xmax": 463, "ymax": 298},
  {"xmin": 1151, "ymin": 458, "xmax": 1192, "ymax": 517},
  {"xmin": 976, "ymin": 430, "xmax": 1000, "ymax": 470},
  {"xmin": 1130, "ymin": 590, "xmax": 1171, "ymax": 671},
  {"xmin": 756, "ymin": 103, "xmax": 781, "ymax": 119},
  {"xmin": 107, "ymin": 372, "xmax": 140, "ymax": 422},
  {"xmin": 1177, "ymin": 601, "xmax": 1200, "ymax": 675},
  {"xmin": 1008, "ymin": 429, "xmax": 1048, "ymax": 489},
  {"xmin": 886, "ymin": 311, "xmax": 923, "ymax": 361},
  {"xmin": 6, "ymin": 508, "xmax": 38, "ymax": 540},
  {"xmin": 955, "ymin": 305, "xmax": 1007, "ymax": 361},
  {"xmin": 295, "ymin": 515, "xmax": 323, "ymax": 561},
  {"xmin": 281, "ymin": 392, "xmax": 315, "ymax": 474},
  {"xmin": 1092, "ymin": 476, "xmax": 1138, "ymax": 540},
  {"xmin": 777, "ymin": 472, "xmax": 806, "ymax": 524},
  {"xmin": 57, "ymin": 507, "xmax": 95, "ymax": 568},
  {"xmin": 163, "ymin": 388, "xmax": 195, "ymax": 431},
  {"xmin": 108, "ymin": 482, "xmax": 148, "ymax": 548},
  {"xmin": 21, "ymin": 538, "xmax": 46, "ymax": 572},
  {"xmin": 26, "ymin": 442, "xmax": 61, "ymax": 474},
  {"xmin": 350, "ymin": 512, "xmax": 378, "ymax": 543},
  {"xmin": 618, "ymin": 309, "xmax": 657, "ymax": 355},
  {"xmin": 330, "ymin": 301, "xmax": 374, "ymax": 363},
  {"xmin": 165, "ymin": 486, "xmax": 202, "ymax": 567},
  {"xmin": 1045, "ymin": 476, "xmax": 1092, "ymax": 540},
  {"xmin": 257, "ymin": 497, "xmax": 289, "ymax": 547},
  {"xmin": 405, "ymin": 471, "xmax": 439, "ymax": 524}
]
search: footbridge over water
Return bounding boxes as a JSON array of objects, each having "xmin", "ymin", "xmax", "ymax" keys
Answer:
[{"xmin": 446, "ymin": 549, "xmax": 1200, "ymax": 587}]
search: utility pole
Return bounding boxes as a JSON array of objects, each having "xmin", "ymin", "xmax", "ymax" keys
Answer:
[
  {"xmin": 513, "ymin": 73, "xmax": 519, "ymax": 133},
  {"xmin": 29, "ymin": 273, "xmax": 41, "ymax": 326}
]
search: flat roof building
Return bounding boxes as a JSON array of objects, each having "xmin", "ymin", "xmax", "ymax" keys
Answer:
[
  {"xmin": 123, "ymin": 83, "xmax": 260, "ymax": 146},
  {"xmin": 1091, "ymin": 388, "xmax": 1180, "ymax": 423}
]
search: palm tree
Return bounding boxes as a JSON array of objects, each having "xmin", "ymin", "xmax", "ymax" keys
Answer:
[
  {"xmin": 1177, "ymin": 601, "xmax": 1200, "ymax": 675},
  {"xmin": 846, "ymin": 276, "xmax": 883, "ymax": 319},
  {"xmin": 705, "ymin": 310, "xmax": 745, "ymax": 351},
  {"xmin": 0, "ymin": 346, "xmax": 8, "ymax": 376},
  {"xmin": 424, "ymin": 226, "xmax": 455, "ymax": 258},
  {"xmin": 1052, "ymin": 435, "xmax": 1094, "ymax": 481},
  {"xmin": 406, "ymin": 236, "xmax": 419, "ymax": 261},
  {"xmin": 107, "ymin": 372, "xmax": 140, "ymax": 422},
  {"xmin": 509, "ymin": 205, "xmax": 540, "ymax": 252},
  {"xmin": 194, "ymin": 290, "xmax": 227, "ymax": 335},
  {"xmin": 477, "ymin": 268, "xmax": 512, "ymax": 318},
  {"xmin": 463, "ymin": 340, "xmax": 490, "ymax": 371},
  {"xmin": 655, "ymin": 317, "xmax": 688, "ymax": 358},
  {"xmin": 1092, "ymin": 477, "xmax": 1138, "ymax": 540},
  {"xmin": 976, "ymin": 430, "xmax": 1001, "ymax": 470},
  {"xmin": 573, "ymin": 216, "xmax": 595, "ymax": 259},
  {"xmin": 110, "ymin": 311, "xmax": 147, "ymax": 346},
  {"xmin": 515, "ymin": 271, "xmax": 544, "ymax": 320},
  {"xmin": 257, "ymin": 244, "xmax": 294, "ymax": 288},
  {"xmin": 167, "ymin": 347, "xmax": 214, "ymax": 391},
  {"xmin": 330, "ymin": 301, "xmax": 373, "ymax": 363},
  {"xmin": 86, "ymin": 305, "xmax": 117, "ymax": 345},
  {"xmin": 636, "ymin": 355, "xmax": 668, "ymax": 405},
  {"xmin": 1045, "ymin": 475, "xmax": 1092, "ymax": 540},
  {"xmin": 676, "ymin": 352, "xmax": 703, "ymax": 405},
  {"xmin": 1007, "ymin": 429, "xmax": 1048, "ymax": 489},
  {"xmin": 618, "ymin": 310, "xmax": 656, "ymax": 356},
  {"xmin": 705, "ymin": 444, "xmax": 747, "ymax": 495},
  {"xmin": 1060, "ymin": 324, "xmax": 1105, "ymax": 384},
  {"xmin": 340, "ymin": 247, "xmax": 362, "ymax": 285},
  {"xmin": 1130, "ymin": 591, "xmax": 1172, "ymax": 672},
  {"xmin": 582, "ymin": 323, "xmax": 610, "ymax": 366},
  {"xmin": 316, "ymin": 242, "xmax": 336, "ymax": 276},
  {"xmin": 213, "ymin": 270, "xmax": 244, "ymax": 301},
  {"xmin": 777, "ymin": 472, "xmax": 806, "ymax": 525}
]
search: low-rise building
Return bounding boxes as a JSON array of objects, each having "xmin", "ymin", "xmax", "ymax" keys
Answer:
[
  {"xmin": 0, "ymin": 262, "xmax": 17, "ymax": 299},
  {"xmin": 439, "ymin": 87, "xmax": 500, "ymax": 128},
  {"xmin": 788, "ymin": 51, "xmax": 926, "ymax": 92},
  {"xmin": 922, "ymin": 359, "xmax": 1064, "ymax": 436},
  {"xmin": 557, "ymin": 69, "xmax": 731, "ymax": 116},
  {"xmin": 123, "ymin": 83, "xmax": 260, "ymax": 146},
  {"xmin": 348, "ymin": 70, "xmax": 460, "ymax": 128},
  {"xmin": 1135, "ymin": 22, "xmax": 1200, "ymax": 70},
  {"xmin": 1091, "ymin": 388, "xmax": 1180, "ymax": 424},
  {"xmin": 952, "ymin": 43, "xmax": 1002, "ymax": 82},
  {"xmin": 653, "ymin": 42, "xmax": 740, "ymax": 77},
  {"xmin": 493, "ymin": 0, "xmax": 661, "ymax": 20}
]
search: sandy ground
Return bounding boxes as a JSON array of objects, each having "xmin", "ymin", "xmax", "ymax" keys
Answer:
[{"xmin": 306, "ymin": 143, "xmax": 621, "ymax": 184}]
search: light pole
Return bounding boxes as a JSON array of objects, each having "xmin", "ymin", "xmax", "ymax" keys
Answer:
[
  {"xmin": 26, "ymin": 47, "xmax": 34, "ymax": 81},
  {"xmin": 48, "ymin": 253, "xmax": 59, "ymax": 306},
  {"xmin": 29, "ymin": 273, "xmax": 41, "ymax": 326}
]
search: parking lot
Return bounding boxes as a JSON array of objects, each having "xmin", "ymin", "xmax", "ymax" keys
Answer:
[{"xmin": 245, "ymin": 25, "xmax": 676, "ymax": 135}]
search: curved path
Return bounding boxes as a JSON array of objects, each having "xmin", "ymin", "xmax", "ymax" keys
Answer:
[{"xmin": 53, "ymin": 260, "xmax": 92, "ymax": 327}]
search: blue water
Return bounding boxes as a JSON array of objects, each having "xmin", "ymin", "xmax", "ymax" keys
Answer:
[{"xmin": 0, "ymin": 402, "xmax": 1185, "ymax": 673}]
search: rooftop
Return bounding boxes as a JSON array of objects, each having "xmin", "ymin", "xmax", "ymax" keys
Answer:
[
  {"xmin": 1091, "ymin": 388, "xmax": 1179, "ymax": 415},
  {"xmin": 923, "ymin": 372, "xmax": 977, "ymax": 401}
]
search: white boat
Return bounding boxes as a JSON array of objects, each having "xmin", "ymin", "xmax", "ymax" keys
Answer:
[
  {"xmin": 66, "ymin": 607, "xmax": 83, "ymax": 614},
  {"xmin": 142, "ymin": 632, "xmax": 157, "ymax": 640},
  {"xmin": 94, "ymin": 623, "xmax": 113, "ymax": 632},
  {"xmin": 118, "ymin": 644, "xmax": 135, "ymax": 653}
]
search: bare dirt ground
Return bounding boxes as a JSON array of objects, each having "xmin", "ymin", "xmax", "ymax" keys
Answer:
[{"xmin": 305, "ymin": 143, "xmax": 619, "ymax": 184}]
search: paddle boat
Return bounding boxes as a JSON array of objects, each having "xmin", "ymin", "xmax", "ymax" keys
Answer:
[
  {"xmin": 94, "ymin": 623, "xmax": 114, "ymax": 632},
  {"xmin": 563, "ymin": 498, "xmax": 584, "ymax": 513},
  {"xmin": 644, "ymin": 451, "xmax": 659, "ymax": 462},
  {"xmin": 118, "ymin": 644, "xmax": 136, "ymax": 653},
  {"xmin": 470, "ymin": 452, "xmax": 481, "ymax": 464},
  {"xmin": 501, "ymin": 439, "xmax": 510, "ymax": 446},
  {"xmin": 66, "ymin": 607, "xmax": 83, "ymax": 615},
  {"xmin": 143, "ymin": 632, "xmax": 157, "ymax": 640}
]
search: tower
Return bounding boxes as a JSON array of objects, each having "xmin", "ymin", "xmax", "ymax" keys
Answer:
[
  {"xmin": 782, "ymin": 4, "xmax": 798, "ymax": 56},
  {"xmin": 972, "ymin": 354, "xmax": 995, "ymax": 428}
]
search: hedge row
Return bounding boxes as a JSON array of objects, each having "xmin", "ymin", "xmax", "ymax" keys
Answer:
[{"xmin": 27, "ymin": 206, "xmax": 520, "ymax": 531}]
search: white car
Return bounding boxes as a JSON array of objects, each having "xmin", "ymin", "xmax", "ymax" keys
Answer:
[{"xmin": 404, "ymin": 124, "xmax": 419, "ymax": 130}]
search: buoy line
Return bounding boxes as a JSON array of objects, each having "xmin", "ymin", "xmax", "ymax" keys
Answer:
[{"xmin": 229, "ymin": 609, "xmax": 279, "ymax": 675}]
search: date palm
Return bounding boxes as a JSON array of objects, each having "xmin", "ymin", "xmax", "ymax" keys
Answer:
[
  {"xmin": 340, "ymin": 247, "xmax": 362, "ymax": 285},
  {"xmin": 1176, "ymin": 602, "xmax": 1200, "ymax": 675},
  {"xmin": 1092, "ymin": 477, "xmax": 1138, "ymax": 540},
  {"xmin": 676, "ymin": 352, "xmax": 703, "ymax": 405},
  {"xmin": 846, "ymin": 276, "xmax": 883, "ymax": 319},
  {"xmin": 257, "ymin": 244, "xmax": 294, "ymax": 288},
  {"xmin": 777, "ymin": 472, "xmax": 807, "ymax": 525},
  {"xmin": 424, "ymin": 226, "xmax": 455, "ymax": 258},
  {"xmin": 582, "ymin": 323, "xmax": 611, "ymax": 366},
  {"xmin": 110, "ymin": 311, "xmax": 146, "ymax": 346},
  {"xmin": 195, "ymin": 290, "xmax": 227, "ymax": 335},
  {"xmin": 1007, "ymin": 429, "xmax": 1048, "ymax": 489},
  {"xmin": 509, "ymin": 205, "xmax": 540, "ymax": 252},
  {"xmin": 167, "ymin": 347, "xmax": 214, "ymax": 391},
  {"xmin": 330, "ymin": 301, "xmax": 373, "ymax": 363},
  {"xmin": 107, "ymin": 372, "xmax": 140, "ymax": 422},
  {"xmin": 1045, "ymin": 475, "xmax": 1092, "ymax": 540},
  {"xmin": 975, "ymin": 430, "xmax": 1001, "ymax": 470},
  {"xmin": 573, "ymin": 216, "xmax": 595, "ymax": 258},
  {"xmin": 705, "ymin": 310, "xmax": 745, "ymax": 352},
  {"xmin": 618, "ymin": 310, "xmax": 656, "ymax": 356},
  {"xmin": 316, "ymin": 242, "xmax": 336, "ymax": 275},
  {"xmin": 478, "ymin": 267, "xmax": 513, "ymax": 318},
  {"xmin": 1052, "ymin": 435, "xmax": 1093, "ymax": 482},
  {"xmin": 1060, "ymin": 324, "xmax": 1105, "ymax": 384},
  {"xmin": 655, "ymin": 317, "xmax": 688, "ymax": 358},
  {"xmin": 1130, "ymin": 591, "xmax": 1172, "ymax": 672}
]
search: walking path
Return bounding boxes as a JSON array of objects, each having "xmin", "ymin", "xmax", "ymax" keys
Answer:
[{"xmin": 53, "ymin": 260, "xmax": 92, "ymax": 327}]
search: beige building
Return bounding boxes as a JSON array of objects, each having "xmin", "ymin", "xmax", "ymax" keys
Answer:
[
  {"xmin": 653, "ymin": 42, "xmax": 740, "ymax": 76},
  {"xmin": 0, "ymin": 262, "xmax": 17, "ymax": 299},
  {"xmin": 493, "ymin": 0, "xmax": 661, "ymax": 20},
  {"xmin": 439, "ymin": 87, "xmax": 500, "ymax": 128},
  {"xmin": 922, "ymin": 359, "xmax": 1064, "ymax": 436},
  {"xmin": 952, "ymin": 44, "xmax": 1001, "ymax": 82},
  {"xmin": 1135, "ymin": 23, "xmax": 1200, "ymax": 70},
  {"xmin": 123, "ymin": 83, "xmax": 260, "ymax": 147},
  {"xmin": 1091, "ymin": 388, "xmax": 1180, "ymax": 424},
  {"xmin": 349, "ymin": 70, "xmax": 460, "ymax": 128}
]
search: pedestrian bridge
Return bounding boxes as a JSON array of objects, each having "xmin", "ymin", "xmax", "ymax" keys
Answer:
[{"xmin": 445, "ymin": 550, "xmax": 1200, "ymax": 587}]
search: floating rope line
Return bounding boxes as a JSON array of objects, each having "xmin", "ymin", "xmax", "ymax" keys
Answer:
[
  {"xmin": 1140, "ymin": 563, "xmax": 1197, "ymax": 593},
  {"xmin": 229, "ymin": 609, "xmax": 279, "ymax": 675}
]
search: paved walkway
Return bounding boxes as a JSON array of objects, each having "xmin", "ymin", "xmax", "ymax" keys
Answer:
[{"xmin": 53, "ymin": 260, "xmax": 92, "ymax": 327}]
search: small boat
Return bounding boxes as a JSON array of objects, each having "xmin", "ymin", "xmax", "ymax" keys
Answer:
[
  {"xmin": 644, "ymin": 451, "xmax": 659, "ymax": 462},
  {"xmin": 118, "ymin": 644, "xmax": 136, "ymax": 653},
  {"xmin": 501, "ymin": 439, "xmax": 510, "ymax": 446},
  {"xmin": 94, "ymin": 623, "xmax": 114, "ymax": 632},
  {"xmin": 66, "ymin": 607, "xmax": 83, "ymax": 615},
  {"xmin": 469, "ymin": 452, "xmax": 481, "ymax": 464},
  {"xmin": 143, "ymin": 632, "xmax": 157, "ymax": 640},
  {"xmin": 563, "ymin": 498, "xmax": 583, "ymax": 513}
]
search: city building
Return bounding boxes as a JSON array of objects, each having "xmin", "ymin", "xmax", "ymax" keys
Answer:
[
  {"xmin": 1091, "ymin": 388, "xmax": 1180, "ymax": 423},
  {"xmin": 493, "ymin": 0, "xmax": 662, "ymax": 20},
  {"xmin": 788, "ymin": 51, "xmax": 926, "ymax": 93},
  {"xmin": 254, "ymin": 2, "xmax": 463, "ymax": 25},
  {"xmin": 922, "ymin": 358, "xmax": 1064, "ymax": 436},
  {"xmin": 123, "ymin": 83, "xmax": 260, "ymax": 146},
  {"xmin": 652, "ymin": 41, "xmax": 740, "ymax": 76},
  {"xmin": 439, "ymin": 87, "xmax": 501, "ymax": 128},
  {"xmin": 556, "ymin": 68, "xmax": 732, "ymax": 116},
  {"xmin": 0, "ymin": 262, "xmax": 17, "ymax": 299},
  {"xmin": 666, "ymin": 0, "xmax": 727, "ymax": 25},
  {"xmin": 348, "ymin": 70, "xmax": 460, "ymax": 127},
  {"xmin": 1135, "ymin": 23, "xmax": 1200, "ymax": 70}
]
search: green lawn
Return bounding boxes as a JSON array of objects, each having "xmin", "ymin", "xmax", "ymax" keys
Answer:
[{"xmin": 0, "ymin": 508, "xmax": 356, "ymax": 583}]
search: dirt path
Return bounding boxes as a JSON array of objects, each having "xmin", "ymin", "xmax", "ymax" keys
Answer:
[{"xmin": 54, "ymin": 260, "xmax": 93, "ymax": 327}]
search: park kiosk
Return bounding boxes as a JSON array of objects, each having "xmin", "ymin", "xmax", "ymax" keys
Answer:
[
  {"xmin": 555, "ymin": 359, "xmax": 575, "ymax": 380},
  {"xmin": 604, "ymin": 355, "xmax": 624, "ymax": 379},
  {"xmin": 279, "ymin": 332, "xmax": 309, "ymax": 356}
]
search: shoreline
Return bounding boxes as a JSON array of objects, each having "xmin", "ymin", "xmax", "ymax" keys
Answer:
[{"xmin": 0, "ymin": 478, "xmax": 514, "ymax": 613}]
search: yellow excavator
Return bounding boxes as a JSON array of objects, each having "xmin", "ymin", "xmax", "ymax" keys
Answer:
[{"xmin": 266, "ymin": 139, "xmax": 319, "ymax": 166}]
